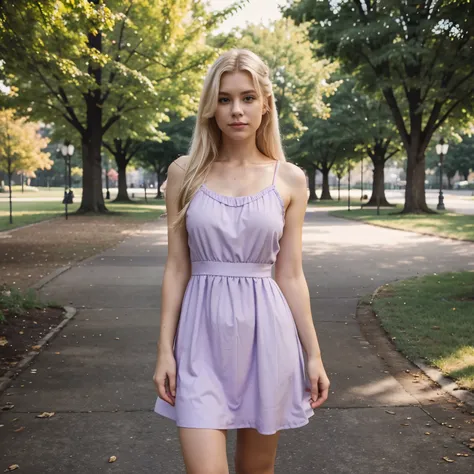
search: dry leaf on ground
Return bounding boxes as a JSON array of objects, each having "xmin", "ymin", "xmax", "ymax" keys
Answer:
[{"xmin": 36, "ymin": 412, "xmax": 55, "ymax": 418}]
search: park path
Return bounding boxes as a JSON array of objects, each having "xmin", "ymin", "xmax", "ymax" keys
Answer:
[{"xmin": 0, "ymin": 208, "xmax": 473, "ymax": 473}]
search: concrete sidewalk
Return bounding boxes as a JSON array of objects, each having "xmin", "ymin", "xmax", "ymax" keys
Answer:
[{"xmin": 1, "ymin": 209, "xmax": 473, "ymax": 473}]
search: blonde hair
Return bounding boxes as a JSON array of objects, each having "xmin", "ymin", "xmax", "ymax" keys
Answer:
[{"xmin": 172, "ymin": 48, "xmax": 286, "ymax": 230}]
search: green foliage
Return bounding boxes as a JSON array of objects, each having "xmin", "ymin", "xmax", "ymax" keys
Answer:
[
  {"xmin": 0, "ymin": 286, "xmax": 45, "ymax": 321},
  {"xmin": 286, "ymin": 75, "xmax": 361, "ymax": 172},
  {"xmin": 426, "ymin": 135, "xmax": 474, "ymax": 181},
  {"xmin": 135, "ymin": 114, "xmax": 195, "ymax": 175},
  {"xmin": 0, "ymin": 1, "xmax": 243, "ymax": 210},
  {"xmin": 235, "ymin": 19, "xmax": 338, "ymax": 143},
  {"xmin": 285, "ymin": 0, "xmax": 474, "ymax": 211}
]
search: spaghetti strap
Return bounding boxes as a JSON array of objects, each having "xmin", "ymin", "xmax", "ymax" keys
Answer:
[{"xmin": 271, "ymin": 160, "xmax": 280, "ymax": 186}]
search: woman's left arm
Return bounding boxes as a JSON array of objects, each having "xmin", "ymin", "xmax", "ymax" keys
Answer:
[{"xmin": 274, "ymin": 164, "xmax": 330, "ymax": 409}]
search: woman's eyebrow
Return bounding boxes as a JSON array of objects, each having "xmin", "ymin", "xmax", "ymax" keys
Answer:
[{"xmin": 218, "ymin": 89, "xmax": 257, "ymax": 96}]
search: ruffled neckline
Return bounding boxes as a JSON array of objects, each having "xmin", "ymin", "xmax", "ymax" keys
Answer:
[{"xmin": 200, "ymin": 183, "xmax": 277, "ymax": 206}]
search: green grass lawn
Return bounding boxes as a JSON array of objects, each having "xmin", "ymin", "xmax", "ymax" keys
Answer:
[
  {"xmin": 0, "ymin": 199, "xmax": 165, "ymax": 231},
  {"xmin": 330, "ymin": 207, "xmax": 474, "ymax": 242},
  {"xmin": 372, "ymin": 272, "xmax": 474, "ymax": 390},
  {"xmin": 309, "ymin": 199, "xmax": 365, "ymax": 207}
]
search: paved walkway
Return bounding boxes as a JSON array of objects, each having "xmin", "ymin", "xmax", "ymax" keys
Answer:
[{"xmin": 1, "ymin": 209, "xmax": 473, "ymax": 473}]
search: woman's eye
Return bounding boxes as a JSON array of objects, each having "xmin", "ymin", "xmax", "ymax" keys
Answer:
[
  {"xmin": 218, "ymin": 97, "xmax": 230, "ymax": 103},
  {"xmin": 244, "ymin": 96, "xmax": 256, "ymax": 102}
]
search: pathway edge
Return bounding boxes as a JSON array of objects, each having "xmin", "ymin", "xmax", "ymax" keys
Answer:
[
  {"xmin": 362, "ymin": 284, "xmax": 474, "ymax": 410},
  {"xmin": 0, "ymin": 306, "xmax": 77, "ymax": 395}
]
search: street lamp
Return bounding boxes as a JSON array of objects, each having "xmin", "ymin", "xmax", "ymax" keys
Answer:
[
  {"xmin": 61, "ymin": 143, "xmax": 74, "ymax": 219},
  {"xmin": 104, "ymin": 157, "xmax": 110, "ymax": 199},
  {"xmin": 435, "ymin": 138, "xmax": 449, "ymax": 211}
]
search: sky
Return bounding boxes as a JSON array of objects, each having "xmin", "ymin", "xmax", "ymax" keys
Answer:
[{"xmin": 208, "ymin": 0, "xmax": 288, "ymax": 32}]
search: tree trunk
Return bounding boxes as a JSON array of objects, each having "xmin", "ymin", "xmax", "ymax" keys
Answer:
[
  {"xmin": 364, "ymin": 155, "xmax": 393, "ymax": 207},
  {"xmin": 401, "ymin": 152, "xmax": 434, "ymax": 214},
  {"xmin": 155, "ymin": 169, "xmax": 164, "ymax": 199},
  {"xmin": 79, "ymin": 136, "xmax": 107, "ymax": 213},
  {"xmin": 114, "ymin": 154, "xmax": 131, "ymax": 202},
  {"xmin": 320, "ymin": 168, "xmax": 332, "ymax": 200},
  {"xmin": 307, "ymin": 167, "xmax": 318, "ymax": 201},
  {"xmin": 78, "ymin": 16, "xmax": 107, "ymax": 214}
]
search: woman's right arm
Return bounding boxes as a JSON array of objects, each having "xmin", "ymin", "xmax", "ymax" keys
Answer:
[{"xmin": 154, "ymin": 156, "xmax": 190, "ymax": 405}]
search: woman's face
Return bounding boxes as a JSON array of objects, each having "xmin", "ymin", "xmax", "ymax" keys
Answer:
[{"xmin": 214, "ymin": 70, "xmax": 266, "ymax": 141}]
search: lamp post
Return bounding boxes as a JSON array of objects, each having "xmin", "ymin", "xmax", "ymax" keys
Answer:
[
  {"xmin": 105, "ymin": 157, "xmax": 110, "ymax": 199},
  {"xmin": 61, "ymin": 143, "xmax": 75, "ymax": 219},
  {"xmin": 435, "ymin": 138, "xmax": 449, "ymax": 211}
]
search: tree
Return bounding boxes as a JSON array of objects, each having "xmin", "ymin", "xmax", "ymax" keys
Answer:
[
  {"xmin": 0, "ymin": 109, "xmax": 52, "ymax": 222},
  {"xmin": 335, "ymin": 78, "xmax": 400, "ymax": 206},
  {"xmin": 135, "ymin": 114, "xmax": 195, "ymax": 198},
  {"xmin": 236, "ymin": 19, "xmax": 337, "ymax": 145},
  {"xmin": 0, "ymin": 0, "xmax": 241, "ymax": 212},
  {"xmin": 285, "ymin": 0, "xmax": 474, "ymax": 213},
  {"xmin": 287, "ymin": 75, "xmax": 361, "ymax": 201}
]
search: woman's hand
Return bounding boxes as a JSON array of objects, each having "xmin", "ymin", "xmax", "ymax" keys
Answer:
[
  {"xmin": 305, "ymin": 356, "xmax": 330, "ymax": 409},
  {"xmin": 153, "ymin": 351, "xmax": 177, "ymax": 406}
]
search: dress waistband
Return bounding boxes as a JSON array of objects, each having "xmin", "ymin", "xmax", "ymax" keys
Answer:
[{"xmin": 191, "ymin": 261, "xmax": 273, "ymax": 278}]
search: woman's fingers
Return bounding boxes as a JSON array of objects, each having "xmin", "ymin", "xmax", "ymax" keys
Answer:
[
  {"xmin": 306, "ymin": 378, "xmax": 330, "ymax": 408},
  {"xmin": 311, "ymin": 384, "xmax": 328, "ymax": 408},
  {"xmin": 156, "ymin": 374, "xmax": 175, "ymax": 406}
]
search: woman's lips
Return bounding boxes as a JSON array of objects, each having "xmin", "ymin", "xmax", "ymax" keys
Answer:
[{"xmin": 229, "ymin": 123, "xmax": 247, "ymax": 129}]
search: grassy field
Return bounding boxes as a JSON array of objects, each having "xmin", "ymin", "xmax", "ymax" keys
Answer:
[
  {"xmin": 330, "ymin": 207, "xmax": 474, "ymax": 242},
  {"xmin": 308, "ymin": 199, "xmax": 365, "ymax": 207},
  {"xmin": 372, "ymin": 272, "xmax": 474, "ymax": 390},
  {"xmin": 0, "ymin": 199, "xmax": 164, "ymax": 231}
]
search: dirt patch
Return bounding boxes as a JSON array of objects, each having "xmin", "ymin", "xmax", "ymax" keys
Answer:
[
  {"xmin": 0, "ymin": 214, "xmax": 151, "ymax": 290},
  {"xmin": 0, "ymin": 306, "xmax": 65, "ymax": 378}
]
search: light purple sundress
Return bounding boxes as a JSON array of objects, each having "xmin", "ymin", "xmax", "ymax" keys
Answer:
[{"xmin": 154, "ymin": 160, "xmax": 314, "ymax": 435}]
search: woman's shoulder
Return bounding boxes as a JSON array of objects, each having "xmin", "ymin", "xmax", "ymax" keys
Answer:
[
  {"xmin": 279, "ymin": 160, "xmax": 307, "ymax": 189},
  {"xmin": 169, "ymin": 155, "xmax": 191, "ymax": 173}
]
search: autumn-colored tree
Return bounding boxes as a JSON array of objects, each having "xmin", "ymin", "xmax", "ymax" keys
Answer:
[{"xmin": 0, "ymin": 109, "xmax": 52, "ymax": 222}]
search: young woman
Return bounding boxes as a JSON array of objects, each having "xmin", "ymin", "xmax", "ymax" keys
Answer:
[{"xmin": 153, "ymin": 49, "xmax": 330, "ymax": 474}]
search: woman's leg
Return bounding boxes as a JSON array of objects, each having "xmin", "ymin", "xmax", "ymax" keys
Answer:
[
  {"xmin": 179, "ymin": 428, "xmax": 229, "ymax": 474},
  {"xmin": 234, "ymin": 428, "xmax": 280, "ymax": 474}
]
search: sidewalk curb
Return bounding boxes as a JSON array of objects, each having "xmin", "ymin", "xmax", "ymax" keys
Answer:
[
  {"xmin": 365, "ymin": 284, "xmax": 474, "ymax": 410},
  {"xmin": 0, "ymin": 306, "xmax": 77, "ymax": 395},
  {"xmin": 31, "ymin": 265, "xmax": 73, "ymax": 291}
]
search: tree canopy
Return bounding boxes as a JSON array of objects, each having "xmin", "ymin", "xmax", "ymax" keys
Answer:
[{"xmin": 285, "ymin": 0, "xmax": 474, "ymax": 213}]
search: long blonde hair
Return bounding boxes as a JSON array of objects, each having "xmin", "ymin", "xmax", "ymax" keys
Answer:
[{"xmin": 172, "ymin": 48, "xmax": 286, "ymax": 230}]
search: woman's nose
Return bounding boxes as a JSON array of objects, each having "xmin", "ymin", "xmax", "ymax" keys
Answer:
[{"xmin": 231, "ymin": 100, "xmax": 243, "ymax": 116}]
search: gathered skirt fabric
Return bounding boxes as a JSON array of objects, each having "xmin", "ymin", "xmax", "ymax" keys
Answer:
[{"xmin": 154, "ymin": 271, "xmax": 314, "ymax": 435}]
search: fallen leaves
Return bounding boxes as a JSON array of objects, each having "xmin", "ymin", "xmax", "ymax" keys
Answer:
[
  {"xmin": 385, "ymin": 410, "xmax": 396, "ymax": 415},
  {"xmin": 1, "ymin": 403, "xmax": 14, "ymax": 411},
  {"xmin": 108, "ymin": 456, "xmax": 117, "ymax": 463},
  {"xmin": 442, "ymin": 456, "xmax": 454, "ymax": 463},
  {"xmin": 4, "ymin": 464, "xmax": 19, "ymax": 472},
  {"xmin": 36, "ymin": 412, "xmax": 55, "ymax": 419},
  {"xmin": 0, "ymin": 337, "xmax": 8, "ymax": 347}
]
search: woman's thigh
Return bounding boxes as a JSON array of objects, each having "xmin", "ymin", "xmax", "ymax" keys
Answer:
[
  {"xmin": 234, "ymin": 428, "xmax": 280, "ymax": 474},
  {"xmin": 179, "ymin": 428, "xmax": 229, "ymax": 474}
]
